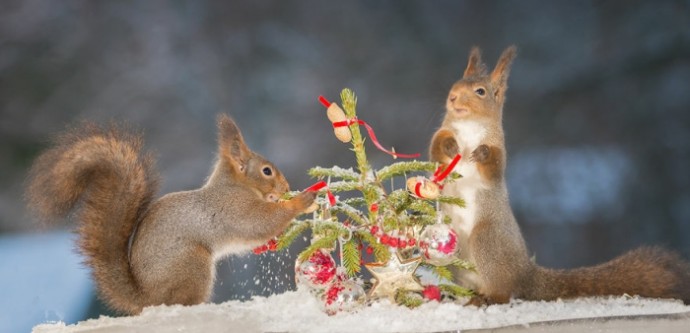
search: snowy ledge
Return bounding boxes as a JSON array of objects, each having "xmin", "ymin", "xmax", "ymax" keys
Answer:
[{"xmin": 34, "ymin": 290, "xmax": 690, "ymax": 333}]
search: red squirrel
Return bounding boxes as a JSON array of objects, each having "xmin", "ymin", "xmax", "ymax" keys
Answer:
[
  {"xmin": 26, "ymin": 114, "xmax": 316, "ymax": 314},
  {"xmin": 430, "ymin": 46, "xmax": 690, "ymax": 306}
]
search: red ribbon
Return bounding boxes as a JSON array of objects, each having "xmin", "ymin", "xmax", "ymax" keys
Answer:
[
  {"xmin": 414, "ymin": 181, "xmax": 424, "ymax": 198},
  {"xmin": 305, "ymin": 180, "xmax": 336, "ymax": 206},
  {"xmin": 432, "ymin": 153, "xmax": 462, "ymax": 183},
  {"xmin": 412, "ymin": 153, "xmax": 461, "ymax": 198},
  {"xmin": 305, "ymin": 180, "xmax": 328, "ymax": 192},
  {"xmin": 319, "ymin": 95, "xmax": 421, "ymax": 159},
  {"xmin": 318, "ymin": 95, "xmax": 332, "ymax": 108}
]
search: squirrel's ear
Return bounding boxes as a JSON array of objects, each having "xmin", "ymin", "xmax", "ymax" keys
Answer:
[
  {"xmin": 490, "ymin": 45, "xmax": 517, "ymax": 104},
  {"xmin": 217, "ymin": 114, "xmax": 251, "ymax": 173},
  {"xmin": 463, "ymin": 46, "xmax": 487, "ymax": 78}
]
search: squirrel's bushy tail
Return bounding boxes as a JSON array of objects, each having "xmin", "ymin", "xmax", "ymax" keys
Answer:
[
  {"xmin": 525, "ymin": 246, "xmax": 690, "ymax": 304},
  {"xmin": 26, "ymin": 122, "xmax": 160, "ymax": 314}
]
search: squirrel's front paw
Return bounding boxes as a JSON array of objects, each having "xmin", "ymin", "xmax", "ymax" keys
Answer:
[
  {"xmin": 471, "ymin": 144, "xmax": 491, "ymax": 163},
  {"xmin": 293, "ymin": 190, "xmax": 317, "ymax": 212},
  {"xmin": 431, "ymin": 129, "xmax": 459, "ymax": 164},
  {"xmin": 441, "ymin": 136, "xmax": 459, "ymax": 159}
]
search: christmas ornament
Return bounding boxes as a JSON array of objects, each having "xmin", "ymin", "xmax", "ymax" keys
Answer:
[
  {"xmin": 320, "ymin": 96, "xmax": 353, "ymax": 143},
  {"xmin": 419, "ymin": 224, "xmax": 459, "ymax": 266},
  {"xmin": 318, "ymin": 95, "xmax": 420, "ymax": 159},
  {"xmin": 252, "ymin": 238, "xmax": 278, "ymax": 255},
  {"xmin": 295, "ymin": 249, "xmax": 337, "ymax": 290},
  {"xmin": 364, "ymin": 251, "xmax": 424, "ymax": 301},
  {"xmin": 322, "ymin": 278, "xmax": 367, "ymax": 315},
  {"xmin": 406, "ymin": 176, "xmax": 441, "ymax": 200},
  {"xmin": 422, "ymin": 285, "xmax": 442, "ymax": 302},
  {"xmin": 369, "ymin": 226, "xmax": 417, "ymax": 250},
  {"xmin": 407, "ymin": 153, "xmax": 461, "ymax": 199}
]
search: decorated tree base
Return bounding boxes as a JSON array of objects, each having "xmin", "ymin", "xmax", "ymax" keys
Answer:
[{"xmin": 259, "ymin": 88, "xmax": 474, "ymax": 314}]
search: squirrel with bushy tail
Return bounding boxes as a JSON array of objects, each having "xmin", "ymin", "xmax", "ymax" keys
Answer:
[
  {"xmin": 430, "ymin": 46, "xmax": 690, "ymax": 306},
  {"xmin": 26, "ymin": 114, "xmax": 316, "ymax": 314}
]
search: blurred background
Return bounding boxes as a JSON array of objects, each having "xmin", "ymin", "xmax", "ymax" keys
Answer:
[{"xmin": 1, "ymin": 0, "xmax": 689, "ymax": 331}]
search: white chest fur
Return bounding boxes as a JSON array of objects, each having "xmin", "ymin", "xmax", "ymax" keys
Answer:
[
  {"xmin": 452, "ymin": 120, "xmax": 487, "ymax": 152},
  {"xmin": 441, "ymin": 120, "xmax": 491, "ymax": 290},
  {"xmin": 443, "ymin": 120, "xmax": 488, "ymax": 237}
]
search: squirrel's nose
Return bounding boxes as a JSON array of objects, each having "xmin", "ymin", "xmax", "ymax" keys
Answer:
[{"xmin": 266, "ymin": 193, "xmax": 280, "ymax": 202}]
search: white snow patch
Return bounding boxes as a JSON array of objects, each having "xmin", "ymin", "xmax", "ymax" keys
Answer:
[{"xmin": 33, "ymin": 290, "xmax": 689, "ymax": 333}]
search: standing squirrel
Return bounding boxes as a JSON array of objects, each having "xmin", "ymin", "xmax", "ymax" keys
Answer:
[
  {"xmin": 430, "ymin": 46, "xmax": 690, "ymax": 306},
  {"xmin": 26, "ymin": 114, "xmax": 316, "ymax": 315}
]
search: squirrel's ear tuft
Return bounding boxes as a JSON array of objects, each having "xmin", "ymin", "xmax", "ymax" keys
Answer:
[
  {"xmin": 463, "ymin": 46, "xmax": 488, "ymax": 78},
  {"xmin": 217, "ymin": 114, "xmax": 250, "ymax": 173},
  {"xmin": 490, "ymin": 45, "xmax": 517, "ymax": 104}
]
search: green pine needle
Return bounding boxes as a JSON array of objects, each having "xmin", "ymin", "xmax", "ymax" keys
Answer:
[
  {"xmin": 395, "ymin": 289, "xmax": 425, "ymax": 308},
  {"xmin": 437, "ymin": 196, "xmax": 466, "ymax": 208},
  {"xmin": 341, "ymin": 88, "xmax": 358, "ymax": 115},
  {"xmin": 422, "ymin": 263, "xmax": 454, "ymax": 281},
  {"xmin": 356, "ymin": 230, "xmax": 390, "ymax": 263},
  {"xmin": 280, "ymin": 191, "xmax": 300, "ymax": 200},
  {"xmin": 446, "ymin": 172, "xmax": 463, "ymax": 181},
  {"xmin": 439, "ymin": 284, "xmax": 475, "ymax": 297},
  {"xmin": 308, "ymin": 166, "xmax": 360, "ymax": 181},
  {"xmin": 276, "ymin": 221, "xmax": 311, "ymax": 251},
  {"xmin": 451, "ymin": 259, "xmax": 476, "ymax": 271},
  {"xmin": 342, "ymin": 240, "xmax": 361, "ymax": 276},
  {"xmin": 386, "ymin": 189, "xmax": 411, "ymax": 213},
  {"xmin": 407, "ymin": 199, "xmax": 437, "ymax": 216},
  {"xmin": 298, "ymin": 234, "xmax": 338, "ymax": 262},
  {"xmin": 412, "ymin": 214, "xmax": 438, "ymax": 227},
  {"xmin": 332, "ymin": 204, "xmax": 368, "ymax": 225},
  {"xmin": 342, "ymin": 197, "xmax": 367, "ymax": 208},
  {"xmin": 328, "ymin": 180, "xmax": 361, "ymax": 193},
  {"xmin": 376, "ymin": 161, "xmax": 438, "ymax": 181},
  {"xmin": 311, "ymin": 219, "xmax": 346, "ymax": 236}
]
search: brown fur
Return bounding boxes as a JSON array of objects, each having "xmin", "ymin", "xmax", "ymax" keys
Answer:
[
  {"xmin": 429, "ymin": 128, "xmax": 459, "ymax": 167},
  {"xmin": 471, "ymin": 144, "xmax": 503, "ymax": 183},
  {"xmin": 26, "ymin": 114, "xmax": 315, "ymax": 314},
  {"xmin": 430, "ymin": 46, "xmax": 690, "ymax": 306}
]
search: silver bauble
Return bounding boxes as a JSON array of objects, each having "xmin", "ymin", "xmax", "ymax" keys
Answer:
[
  {"xmin": 322, "ymin": 279, "xmax": 367, "ymax": 315},
  {"xmin": 295, "ymin": 249, "xmax": 337, "ymax": 291},
  {"xmin": 420, "ymin": 224, "xmax": 459, "ymax": 265}
]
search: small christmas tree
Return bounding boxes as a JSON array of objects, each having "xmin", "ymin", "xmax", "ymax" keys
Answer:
[{"xmin": 261, "ymin": 88, "xmax": 473, "ymax": 314}]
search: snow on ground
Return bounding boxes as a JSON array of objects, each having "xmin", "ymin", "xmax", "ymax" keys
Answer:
[{"xmin": 34, "ymin": 289, "xmax": 689, "ymax": 333}]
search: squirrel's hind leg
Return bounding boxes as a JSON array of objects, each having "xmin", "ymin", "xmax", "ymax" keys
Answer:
[
  {"xmin": 143, "ymin": 244, "xmax": 215, "ymax": 308},
  {"xmin": 465, "ymin": 293, "xmax": 510, "ymax": 307}
]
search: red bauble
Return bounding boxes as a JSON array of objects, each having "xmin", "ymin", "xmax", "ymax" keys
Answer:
[{"xmin": 422, "ymin": 285, "xmax": 442, "ymax": 302}]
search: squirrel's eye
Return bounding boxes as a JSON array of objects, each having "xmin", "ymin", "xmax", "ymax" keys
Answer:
[
  {"xmin": 262, "ymin": 167, "xmax": 273, "ymax": 176},
  {"xmin": 474, "ymin": 87, "xmax": 486, "ymax": 97}
]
